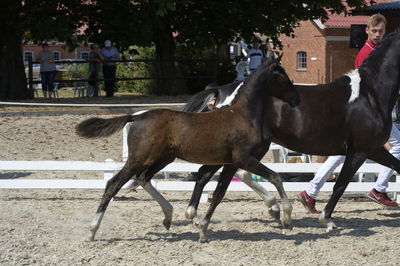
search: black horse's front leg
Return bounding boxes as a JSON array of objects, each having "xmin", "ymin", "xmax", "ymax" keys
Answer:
[
  {"xmin": 185, "ymin": 165, "xmax": 222, "ymax": 221},
  {"xmin": 319, "ymin": 151, "xmax": 367, "ymax": 232}
]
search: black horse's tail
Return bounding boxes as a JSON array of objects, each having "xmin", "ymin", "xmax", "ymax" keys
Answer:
[
  {"xmin": 76, "ymin": 115, "xmax": 135, "ymax": 139},
  {"xmin": 181, "ymin": 88, "xmax": 218, "ymax": 112}
]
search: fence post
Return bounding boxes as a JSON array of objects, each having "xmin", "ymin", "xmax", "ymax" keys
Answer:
[
  {"xmin": 200, "ymin": 192, "xmax": 209, "ymax": 203},
  {"xmin": 396, "ymin": 175, "xmax": 400, "ymax": 203},
  {"xmin": 122, "ymin": 124, "xmax": 130, "ymax": 161},
  {"xmin": 104, "ymin": 158, "xmax": 114, "ymax": 181},
  {"xmin": 28, "ymin": 56, "xmax": 33, "ymax": 94}
]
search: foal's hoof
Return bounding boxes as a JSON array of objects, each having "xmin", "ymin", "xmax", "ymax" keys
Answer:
[
  {"xmin": 281, "ymin": 220, "xmax": 293, "ymax": 230},
  {"xmin": 198, "ymin": 237, "xmax": 209, "ymax": 243},
  {"xmin": 87, "ymin": 233, "xmax": 95, "ymax": 242},
  {"xmin": 163, "ymin": 219, "xmax": 171, "ymax": 230},
  {"xmin": 185, "ymin": 206, "xmax": 197, "ymax": 220},
  {"xmin": 268, "ymin": 205, "xmax": 280, "ymax": 220}
]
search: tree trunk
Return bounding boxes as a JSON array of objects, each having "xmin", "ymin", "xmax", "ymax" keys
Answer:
[
  {"xmin": 0, "ymin": 33, "xmax": 32, "ymax": 100},
  {"xmin": 153, "ymin": 19, "xmax": 187, "ymax": 95}
]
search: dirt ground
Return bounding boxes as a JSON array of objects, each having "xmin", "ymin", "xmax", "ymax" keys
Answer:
[{"xmin": 1, "ymin": 104, "xmax": 400, "ymax": 265}]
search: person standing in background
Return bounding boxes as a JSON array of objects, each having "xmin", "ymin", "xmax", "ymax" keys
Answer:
[
  {"xmin": 246, "ymin": 40, "xmax": 264, "ymax": 74},
  {"xmin": 87, "ymin": 44, "xmax": 104, "ymax": 97},
  {"xmin": 37, "ymin": 43, "xmax": 57, "ymax": 98},
  {"xmin": 100, "ymin": 40, "xmax": 120, "ymax": 97}
]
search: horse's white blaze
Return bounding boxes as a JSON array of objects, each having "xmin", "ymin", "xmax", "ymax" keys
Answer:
[
  {"xmin": 215, "ymin": 82, "xmax": 244, "ymax": 108},
  {"xmin": 346, "ymin": 69, "xmax": 361, "ymax": 103}
]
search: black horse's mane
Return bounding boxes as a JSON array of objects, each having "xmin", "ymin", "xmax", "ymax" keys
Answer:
[
  {"xmin": 182, "ymin": 57, "xmax": 282, "ymax": 112},
  {"xmin": 360, "ymin": 29, "xmax": 400, "ymax": 71}
]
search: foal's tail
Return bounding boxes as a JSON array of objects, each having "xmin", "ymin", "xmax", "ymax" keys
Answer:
[{"xmin": 76, "ymin": 115, "xmax": 135, "ymax": 138}]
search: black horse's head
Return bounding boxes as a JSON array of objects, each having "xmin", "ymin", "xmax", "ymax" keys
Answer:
[{"xmin": 257, "ymin": 54, "xmax": 300, "ymax": 107}]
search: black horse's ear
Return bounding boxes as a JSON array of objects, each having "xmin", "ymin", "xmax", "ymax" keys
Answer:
[
  {"xmin": 276, "ymin": 53, "xmax": 283, "ymax": 63},
  {"xmin": 271, "ymin": 53, "xmax": 283, "ymax": 69}
]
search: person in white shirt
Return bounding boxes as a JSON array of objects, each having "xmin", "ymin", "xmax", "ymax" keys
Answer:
[{"xmin": 100, "ymin": 40, "xmax": 120, "ymax": 97}]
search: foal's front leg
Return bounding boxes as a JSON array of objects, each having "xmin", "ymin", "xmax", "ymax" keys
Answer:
[
  {"xmin": 319, "ymin": 151, "xmax": 367, "ymax": 232},
  {"xmin": 185, "ymin": 165, "xmax": 222, "ymax": 220},
  {"xmin": 235, "ymin": 169, "xmax": 280, "ymax": 220}
]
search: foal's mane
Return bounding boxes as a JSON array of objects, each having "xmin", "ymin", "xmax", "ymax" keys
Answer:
[{"xmin": 224, "ymin": 58, "xmax": 280, "ymax": 106}]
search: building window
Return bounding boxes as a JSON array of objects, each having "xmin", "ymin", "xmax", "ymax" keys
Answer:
[
  {"xmin": 296, "ymin": 51, "xmax": 307, "ymax": 71},
  {"xmin": 80, "ymin": 51, "xmax": 89, "ymax": 60},
  {"xmin": 23, "ymin": 51, "xmax": 34, "ymax": 64},
  {"xmin": 52, "ymin": 50, "xmax": 61, "ymax": 61}
]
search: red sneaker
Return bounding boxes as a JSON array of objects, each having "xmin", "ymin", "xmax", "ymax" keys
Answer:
[
  {"xmin": 367, "ymin": 189, "xmax": 398, "ymax": 208},
  {"xmin": 298, "ymin": 190, "xmax": 320, "ymax": 214}
]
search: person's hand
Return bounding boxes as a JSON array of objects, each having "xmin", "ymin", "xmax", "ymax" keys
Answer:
[{"xmin": 384, "ymin": 142, "xmax": 392, "ymax": 151}]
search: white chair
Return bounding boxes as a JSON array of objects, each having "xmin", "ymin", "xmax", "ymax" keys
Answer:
[
  {"xmin": 49, "ymin": 82, "xmax": 59, "ymax": 98},
  {"xmin": 73, "ymin": 82, "xmax": 86, "ymax": 97},
  {"xmin": 269, "ymin": 144, "xmax": 312, "ymax": 163},
  {"xmin": 33, "ymin": 78, "xmax": 42, "ymax": 98},
  {"xmin": 235, "ymin": 61, "xmax": 248, "ymax": 81}
]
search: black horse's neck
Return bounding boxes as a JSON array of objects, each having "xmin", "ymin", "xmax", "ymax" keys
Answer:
[{"xmin": 360, "ymin": 31, "xmax": 400, "ymax": 116}]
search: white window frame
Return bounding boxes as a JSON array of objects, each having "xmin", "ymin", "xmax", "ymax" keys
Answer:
[
  {"xmin": 80, "ymin": 51, "xmax": 90, "ymax": 60},
  {"xmin": 296, "ymin": 51, "xmax": 307, "ymax": 71},
  {"xmin": 52, "ymin": 50, "xmax": 61, "ymax": 61},
  {"xmin": 23, "ymin": 50, "xmax": 34, "ymax": 64}
]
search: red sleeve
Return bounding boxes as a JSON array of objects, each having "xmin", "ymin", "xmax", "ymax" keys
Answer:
[{"xmin": 354, "ymin": 45, "xmax": 372, "ymax": 68}]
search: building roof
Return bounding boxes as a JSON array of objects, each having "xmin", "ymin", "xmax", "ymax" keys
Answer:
[
  {"xmin": 352, "ymin": 0, "xmax": 400, "ymax": 14},
  {"xmin": 324, "ymin": 13, "xmax": 369, "ymax": 27},
  {"xmin": 322, "ymin": 0, "xmax": 390, "ymax": 28}
]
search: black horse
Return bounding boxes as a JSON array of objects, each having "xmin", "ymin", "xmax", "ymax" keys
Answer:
[
  {"xmin": 184, "ymin": 30, "xmax": 400, "ymax": 233},
  {"xmin": 76, "ymin": 56, "xmax": 300, "ymax": 242}
]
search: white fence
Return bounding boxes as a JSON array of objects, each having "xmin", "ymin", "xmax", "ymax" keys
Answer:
[{"xmin": 1, "ymin": 123, "xmax": 400, "ymax": 203}]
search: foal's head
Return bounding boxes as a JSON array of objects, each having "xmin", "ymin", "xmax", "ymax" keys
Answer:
[{"xmin": 252, "ymin": 55, "xmax": 300, "ymax": 107}]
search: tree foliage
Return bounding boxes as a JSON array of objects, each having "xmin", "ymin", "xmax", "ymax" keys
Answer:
[{"xmin": 1, "ymin": 0, "xmax": 369, "ymax": 99}]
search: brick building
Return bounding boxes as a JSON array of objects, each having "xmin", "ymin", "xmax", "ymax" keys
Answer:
[
  {"xmin": 22, "ymin": 41, "xmax": 91, "ymax": 65},
  {"xmin": 278, "ymin": 15, "xmax": 369, "ymax": 85},
  {"xmin": 278, "ymin": 0, "xmax": 399, "ymax": 85}
]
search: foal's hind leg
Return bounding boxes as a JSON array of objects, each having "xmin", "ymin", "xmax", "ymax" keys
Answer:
[
  {"xmin": 185, "ymin": 165, "xmax": 222, "ymax": 220},
  {"xmin": 235, "ymin": 156, "xmax": 292, "ymax": 229},
  {"xmin": 319, "ymin": 151, "xmax": 367, "ymax": 232},
  {"xmin": 139, "ymin": 152, "xmax": 176, "ymax": 230},
  {"xmin": 89, "ymin": 166, "xmax": 138, "ymax": 241}
]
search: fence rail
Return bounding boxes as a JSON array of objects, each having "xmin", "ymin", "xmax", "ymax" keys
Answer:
[{"xmin": 27, "ymin": 57, "xmax": 216, "ymax": 93}]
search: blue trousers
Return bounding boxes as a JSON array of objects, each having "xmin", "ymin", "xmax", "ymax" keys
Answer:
[{"xmin": 40, "ymin": 71, "xmax": 57, "ymax": 92}]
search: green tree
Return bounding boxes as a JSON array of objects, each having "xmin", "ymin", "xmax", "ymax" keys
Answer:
[
  {"xmin": 1, "ymin": 0, "xmax": 368, "ymax": 99},
  {"xmin": 0, "ymin": 0, "xmax": 85, "ymax": 100}
]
